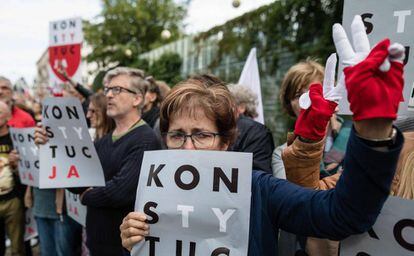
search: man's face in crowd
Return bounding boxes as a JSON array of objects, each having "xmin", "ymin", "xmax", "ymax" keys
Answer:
[
  {"xmin": 0, "ymin": 101, "xmax": 11, "ymax": 128},
  {"xmin": 105, "ymin": 74, "xmax": 142, "ymax": 119},
  {"xmin": 0, "ymin": 80, "xmax": 12, "ymax": 106}
]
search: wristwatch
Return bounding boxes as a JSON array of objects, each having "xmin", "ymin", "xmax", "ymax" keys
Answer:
[{"xmin": 356, "ymin": 127, "xmax": 397, "ymax": 147}]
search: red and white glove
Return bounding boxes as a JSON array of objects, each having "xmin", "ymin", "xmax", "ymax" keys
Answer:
[
  {"xmin": 294, "ymin": 84, "xmax": 338, "ymax": 141},
  {"xmin": 344, "ymin": 39, "xmax": 404, "ymax": 121},
  {"xmin": 333, "ymin": 15, "xmax": 405, "ymax": 121}
]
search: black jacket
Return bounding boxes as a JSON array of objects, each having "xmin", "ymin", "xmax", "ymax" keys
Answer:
[{"xmin": 230, "ymin": 115, "xmax": 274, "ymax": 173}]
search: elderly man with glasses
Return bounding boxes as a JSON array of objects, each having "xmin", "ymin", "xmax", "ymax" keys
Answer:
[{"xmin": 35, "ymin": 67, "xmax": 161, "ymax": 256}]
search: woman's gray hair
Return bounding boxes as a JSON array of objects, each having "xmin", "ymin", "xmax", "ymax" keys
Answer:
[
  {"xmin": 227, "ymin": 83, "xmax": 258, "ymax": 119},
  {"xmin": 103, "ymin": 67, "xmax": 150, "ymax": 112}
]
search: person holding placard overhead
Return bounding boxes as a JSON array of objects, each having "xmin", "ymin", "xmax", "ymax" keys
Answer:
[{"xmin": 120, "ymin": 18, "xmax": 406, "ymax": 256}]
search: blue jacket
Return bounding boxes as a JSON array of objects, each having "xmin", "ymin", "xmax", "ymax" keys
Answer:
[{"xmin": 248, "ymin": 127, "xmax": 403, "ymax": 256}]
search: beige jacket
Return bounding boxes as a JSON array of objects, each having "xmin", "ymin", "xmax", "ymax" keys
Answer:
[{"xmin": 282, "ymin": 133, "xmax": 340, "ymax": 256}]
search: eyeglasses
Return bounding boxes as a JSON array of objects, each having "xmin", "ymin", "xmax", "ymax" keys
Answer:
[
  {"xmin": 163, "ymin": 131, "xmax": 221, "ymax": 149},
  {"xmin": 0, "ymin": 85, "xmax": 11, "ymax": 91},
  {"xmin": 103, "ymin": 86, "xmax": 137, "ymax": 96}
]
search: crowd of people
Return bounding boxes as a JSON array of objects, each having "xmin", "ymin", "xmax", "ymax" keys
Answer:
[{"xmin": 0, "ymin": 15, "xmax": 412, "ymax": 256}]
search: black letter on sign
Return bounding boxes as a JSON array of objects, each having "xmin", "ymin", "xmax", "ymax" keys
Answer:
[
  {"xmin": 147, "ymin": 164, "xmax": 165, "ymax": 187},
  {"xmin": 65, "ymin": 146, "xmax": 76, "ymax": 158},
  {"xmin": 45, "ymin": 126, "xmax": 54, "ymax": 138},
  {"xmin": 213, "ymin": 167, "xmax": 238, "ymax": 193},
  {"xmin": 82, "ymin": 147, "xmax": 91, "ymax": 158},
  {"xmin": 66, "ymin": 106, "xmax": 79, "ymax": 119},
  {"xmin": 393, "ymin": 219, "xmax": 414, "ymax": 251},
  {"xmin": 143, "ymin": 201, "xmax": 159, "ymax": 224},
  {"xmin": 52, "ymin": 106, "xmax": 62, "ymax": 119},
  {"xmin": 43, "ymin": 105, "xmax": 49, "ymax": 119},
  {"xmin": 49, "ymin": 145, "xmax": 58, "ymax": 158},
  {"xmin": 176, "ymin": 240, "xmax": 196, "ymax": 256},
  {"xmin": 145, "ymin": 236, "xmax": 160, "ymax": 256},
  {"xmin": 211, "ymin": 247, "xmax": 230, "ymax": 256},
  {"xmin": 175, "ymin": 165, "xmax": 200, "ymax": 190},
  {"xmin": 356, "ymin": 253, "xmax": 370, "ymax": 256},
  {"xmin": 361, "ymin": 13, "xmax": 374, "ymax": 34}
]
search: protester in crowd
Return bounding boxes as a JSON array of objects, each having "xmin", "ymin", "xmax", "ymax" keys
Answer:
[
  {"xmin": 0, "ymin": 76, "xmax": 35, "ymax": 128},
  {"xmin": 224, "ymin": 82, "xmax": 275, "ymax": 173},
  {"xmin": 228, "ymin": 83, "xmax": 259, "ymax": 119},
  {"xmin": 119, "ymin": 33, "xmax": 405, "ymax": 255},
  {"xmin": 0, "ymin": 76, "xmax": 34, "ymax": 256},
  {"xmin": 35, "ymin": 67, "xmax": 161, "ymax": 256},
  {"xmin": 0, "ymin": 100, "xmax": 25, "ymax": 256},
  {"xmin": 142, "ymin": 76, "xmax": 161, "ymax": 129},
  {"xmin": 87, "ymin": 92, "xmax": 115, "ymax": 141},
  {"xmin": 276, "ymin": 58, "xmax": 341, "ymax": 256},
  {"xmin": 274, "ymin": 59, "xmax": 350, "ymax": 181}
]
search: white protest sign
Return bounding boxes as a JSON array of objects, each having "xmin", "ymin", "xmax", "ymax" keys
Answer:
[
  {"xmin": 9, "ymin": 128, "xmax": 39, "ymax": 187},
  {"xmin": 132, "ymin": 150, "xmax": 252, "ymax": 256},
  {"xmin": 340, "ymin": 0, "xmax": 414, "ymax": 117},
  {"xmin": 341, "ymin": 196, "xmax": 414, "ymax": 255},
  {"xmin": 238, "ymin": 48, "xmax": 265, "ymax": 124},
  {"xmin": 39, "ymin": 97, "xmax": 105, "ymax": 188},
  {"xmin": 24, "ymin": 208, "xmax": 38, "ymax": 242},
  {"xmin": 65, "ymin": 190, "xmax": 87, "ymax": 226},
  {"xmin": 48, "ymin": 17, "xmax": 83, "ymax": 89}
]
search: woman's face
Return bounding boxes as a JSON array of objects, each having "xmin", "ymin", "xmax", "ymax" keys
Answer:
[
  {"xmin": 166, "ymin": 108, "xmax": 228, "ymax": 151},
  {"xmin": 87, "ymin": 102, "xmax": 98, "ymax": 128}
]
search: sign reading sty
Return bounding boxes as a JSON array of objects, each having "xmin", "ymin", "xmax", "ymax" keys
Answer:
[
  {"xmin": 39, "ymin": 97, "xmax": 105, "ymax": 188},
  {"xmin": 132, "ymin": 150, "xmax": 252, "ymax": 256}
]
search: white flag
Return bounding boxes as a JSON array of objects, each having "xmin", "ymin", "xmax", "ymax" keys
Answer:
[{"xmin": 238, "ymin": 48, "xmax": 264, "ymax": 124}]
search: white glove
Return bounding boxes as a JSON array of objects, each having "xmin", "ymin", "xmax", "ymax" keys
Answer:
[{"xmin": 299, "ymin": 53, "xmax": 343, "ymax": 109}]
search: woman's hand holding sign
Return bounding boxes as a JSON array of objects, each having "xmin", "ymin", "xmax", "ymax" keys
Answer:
[{"xmin": 120, "ymin": 212, "xmax": 149, "ymax": 251}]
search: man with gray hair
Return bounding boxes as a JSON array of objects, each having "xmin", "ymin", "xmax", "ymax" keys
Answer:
[
  {"xmin": 79, "ymin": 67, "xmax": 161, "ymax": 255},
  {"xmin": 0, "ymin": 76, "xmax": 35, "ymax": 128},
  {"xmin": 35, "ymin": 67, "xmax": 161, "ymax": 255}
]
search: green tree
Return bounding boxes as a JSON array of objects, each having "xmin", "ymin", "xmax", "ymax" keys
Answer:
[
  {"xmin": 148, "ymin": 52, "xmax": 182, "ymax": 86},
  {"xmin": 84, "ymin": 0, "xmax": 187, "ymax": 69}
]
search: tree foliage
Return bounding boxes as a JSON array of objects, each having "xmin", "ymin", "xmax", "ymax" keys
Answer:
[
  {"xmin": 195, "ymin": 0, "xmax": 343, "ymax": 74},
  {"xmin": 84, "ymin": 0, "xmax": 187, "ymax": 69},
  {"xmin": 148, "ymin": 52, "xmax": 182, "ymax": 86}
]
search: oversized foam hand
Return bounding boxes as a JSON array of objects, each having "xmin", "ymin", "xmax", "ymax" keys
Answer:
[
  {"xmin": 299, "ymin": 53, "xmax": 344, "ymax": 110},
  {"xmin": 294, "ymin": 84, "xmax": 338, "ymax": 141}
]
